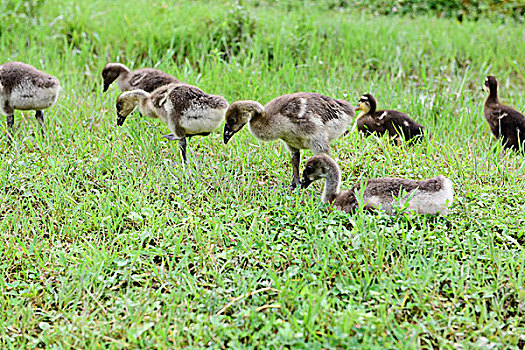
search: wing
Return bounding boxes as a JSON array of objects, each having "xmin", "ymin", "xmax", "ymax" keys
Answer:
[
  {"xmin": 129, "ymin": 69, "xmax": 178, "ymax": 92},
  {"xmin": 364, "ymin": 178, "xmax": 421, "ymax": 197},
  {"xmin": 274, "ymin": 93, "xmax": 353, "ymax": 123},
  {"xmin": 379, "ymin": 110, "xmax": 424, "ymax": 139},
  {"xmin": 499, "ymin": 106, "xmax": 525, "ymax": 149},
  {"xmin": 488, "ymin": 105, "xmax": 525, "ymax": 139}
]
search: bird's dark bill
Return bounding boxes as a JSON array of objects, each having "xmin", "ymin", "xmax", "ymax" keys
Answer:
[
  {"xmin": 223, "ymin": 124, "xmax": 237, "ymax": 144},
  {"xmin": 300, "ymin": 176, "xmax": 313, "ymax": 189},
  {"xmin": 117, "ymin": 114, "xmax": 127, "ymax": 126}
]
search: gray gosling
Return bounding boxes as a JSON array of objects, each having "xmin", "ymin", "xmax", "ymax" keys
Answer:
[
  {"xmin": 0, "ymin": 61, "xmax": 60, "ymax": 136},
  {"xmin": 223, "ymin": 92, "xmax": 355, "ymax": 189},
  {"xmin": 482, "ymin": 76, "xmax": 525, "ymax": 151},
  {"xmin": 116, "ymin": 83, "xmax": 229, "ymax": 163},
  {"xmin": 300, "ymin": 153, "xmax": 453, "ymax": 215},
  {"xmin": 102, "ymin": 63, "xmax": 180, "ymax": 93}
]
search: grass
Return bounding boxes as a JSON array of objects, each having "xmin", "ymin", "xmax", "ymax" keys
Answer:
[{"xmin": 1, "ymin": 0, "xmax": 525, "ymax": 348}]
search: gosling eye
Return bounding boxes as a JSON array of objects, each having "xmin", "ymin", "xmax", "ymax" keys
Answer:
[
  {"xmin": 116, "ymin": 102, "xmax": 122, "ymax": 110},
  {"xmin": 305, "ymin": 165, "xmax": 314, "ymax": 173}
]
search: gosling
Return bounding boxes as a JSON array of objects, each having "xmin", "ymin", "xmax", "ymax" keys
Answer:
[
  {"xmin": 223, "ymin": 93, "xmax": 355, "ymax": 189},
  {"xmin": 0, "ymin": 61, "xmax": 60, "ymax": 136},
  {"xmin": 300, "ymin": 153, "xmax": 453, "ymax": 215},
  {"xmin": 116, "ymin": 83, "xmax": 228, "ymax": 163},
  {"xmin": 356, "ymin": 94, "xmax": 425, "ymax": 142},
  {"xmin": 102, "ymin": 63, "xmax": 180, "ymax": 93},
  {"xmin": 482, "ymin": 76, "xmax": 525, "ymax": 151}
]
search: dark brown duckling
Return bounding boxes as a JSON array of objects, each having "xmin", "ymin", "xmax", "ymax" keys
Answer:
[
  {"xmin": 0, "ymin": 61, "xmax": 61, "ymax": 136},
  {"xmin": 482, "ymin": 76, "xmax": 525, "ymax": 151},
  {"xmin": 355, "ymin": 94, "xmax": 425, "ymax": 142},
  {"xmin": 300, "ymin": 153, "xmax": 453, "ymax": 215},
  {"xmin": 102, "ymin": 63, "xmax": 180, "ymax": 93}
]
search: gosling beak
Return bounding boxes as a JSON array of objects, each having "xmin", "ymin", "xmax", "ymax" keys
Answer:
[
  {"xmin": 223, "ymin": 124, "xmax": 237, "ymax": 144},
  {"xmin": 103, "ymin": 82, "xmax": 110, "ymax": 92},
  {"xmin": 300, "ymin": 174, "xmax": 313, "ymax": 189},
  {"xmin": 355, "ymin": 105, "xmax": 362, "ymax": 111},
  {"xmin": 117, "ymin": 114, "xmax": 127, "ymax": 126}
]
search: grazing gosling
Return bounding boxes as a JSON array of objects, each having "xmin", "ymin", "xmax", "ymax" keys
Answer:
[
  {"xmin": 0, "ymin": 61, "xmax": 60, "ymax": 136},
  {"xmin": 482, "ymin": 76, "xmax": 525, "ymax": 151},
  {"xmin": 300, "ymin": 153, "xmax": 453, "ymax": 215},
  {"xmin": 102, "ymin": 63, "xmax": 180, "ymax": 93},
  {"xmin": 223, "ymin": 93, "xmax": 355, "ymax": 189},
  {"xmin": 116, "ymin": 83, "xmax": 228, "ymax": 163},
  {"xmin": 356, "ymin": 94, "xmax": 425, "ymax": 142}
]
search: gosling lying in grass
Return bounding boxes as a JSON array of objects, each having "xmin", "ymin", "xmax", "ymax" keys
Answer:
[{"xmin": 300, "ymin": 153, "xmax": 453, "ymax": 215}]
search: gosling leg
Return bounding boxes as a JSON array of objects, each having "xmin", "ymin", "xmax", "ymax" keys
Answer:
[
  {"xmin": 35, "ymin": 110, "xmax": 45, "ymax": 137},
  {"xmin": 179, "ymin": 137, "xmax": 187, "ymax": 163},
  {"xmin": 290, "ymin": 150, "xmax": 301, "ymax": 190},
  {"xmin": 6, "ymin": 115, "xmax": 14, "ymax": 133}
]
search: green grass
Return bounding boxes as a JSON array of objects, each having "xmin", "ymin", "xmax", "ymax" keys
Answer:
[{"xmin": 1, "ymin": 0, "xmax": 525, "ymax": 348}]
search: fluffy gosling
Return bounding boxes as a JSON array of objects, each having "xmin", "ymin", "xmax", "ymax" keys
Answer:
[
  {"xmin": 301, "ymin": 153, "xmax": 453, "ymax": 215},
  {"xmin": 223, "ymin": 92, "xmax": 355, "ymax": 189},
  {"xmin": 102, "ymin": 63, "xmax": 180, "ymax": 93},
  {"xmin": 0, "ymin": 61, "xmax": 60, "ymax": 136},
  {"xmin": 116, "ymin": 83, "xmax": 228, "ymax": 163}
]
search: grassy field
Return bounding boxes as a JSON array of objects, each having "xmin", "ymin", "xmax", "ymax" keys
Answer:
[{"xmin": 1, "ymin": 0, "xmax": 525, "ymax": 348}]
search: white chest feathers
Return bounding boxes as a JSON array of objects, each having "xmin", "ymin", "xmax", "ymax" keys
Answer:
[{"xmin": 8, "ymin": 77, "xmax": 60, "ymax": 111}]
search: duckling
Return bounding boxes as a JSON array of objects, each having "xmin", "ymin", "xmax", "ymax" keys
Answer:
[
  {"xmin": 223, "ymin": 93, "xmax": 355, "ymax": 189},
  {"xmin": 102, "ymin": 63, "xmax": 180, "ymax": 93},
  {"xmin": 301, "ymin": 153, "xmax": 453, "ymax": 215},
  {"xmin": 482, "ymin": 76, "xmax": 525, "ymax": 151},
  {"xmin": 116, "ymin": 83, "xmax": 228, "ymax": 163},
  {"xmin": 355, "ymin": 94, "xmax": 425, "ymax": 142},
  {"xmin": 0, "ymin": 61, "xmax": 60, "ymax": 136}
]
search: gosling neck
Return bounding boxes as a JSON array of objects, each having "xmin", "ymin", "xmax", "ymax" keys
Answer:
[
  {"xmin": 321, "ymin": 163, "xmax": 341, "ymax": 204},
  {"xmin": 116, "ymin": 65, "xmax": 131, "ymax": 90},
  {"xmin": 243, "ymin": 101, "xmax": 270, "ymax": 139},
  {"xmin": 245, "ymin": 101, "xmax": 266, "ymax": 126},
  {"xmin": 124, "ymin": 90, "xmax": 156, "ymax": 118},
  {"xmin": 137, "ymin": 94, "xmax": 158, "ymax": 119}
]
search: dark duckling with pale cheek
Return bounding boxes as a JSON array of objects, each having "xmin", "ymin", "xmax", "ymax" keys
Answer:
[
  {"xmin": 0, "ymin": 61, "xmax": 61, "ymax": 136},
  {"xmin": 116, "ymin": 83, "xmax": 228, "ymax": 163},
  {"xmin": 356, "ymin": 94, "xmax": 425, "ymax": 142},
  {"xmin": 482, "ymin": 76, "xmax": 525, "ymax": 151},
  {"xmin": 223, "ymin": 92, "xmax": 355, "ymax": 189},
  {"xmin": 301, "ymin": 153, "xmax": 453, "ymax": 215},
  {"xmin": 102, "ymin": 63, "xmax": 180, "ymax": 93}
]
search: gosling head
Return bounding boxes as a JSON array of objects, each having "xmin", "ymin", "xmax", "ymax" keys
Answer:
[
  {"xmin": 102, "ymin": 63, "xmax": 128, "ymax": 92},
  {"xmin": 300, "ymin": 153, "xmax": 338, "ymax": 189},
  {"xmin": 355, "ymin": 93, "xmax": 377, "ymax": 116},
  {"xmin": 115, "ymin": 92, "xmax": 139, "ymax": 126},
  {"xmin": 223, "ymin": 101, "xmax": 264, "ymax": 144},
  {"xmin": 483, "ymin": 76, "xmax": 498, "ymax": 95}
]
